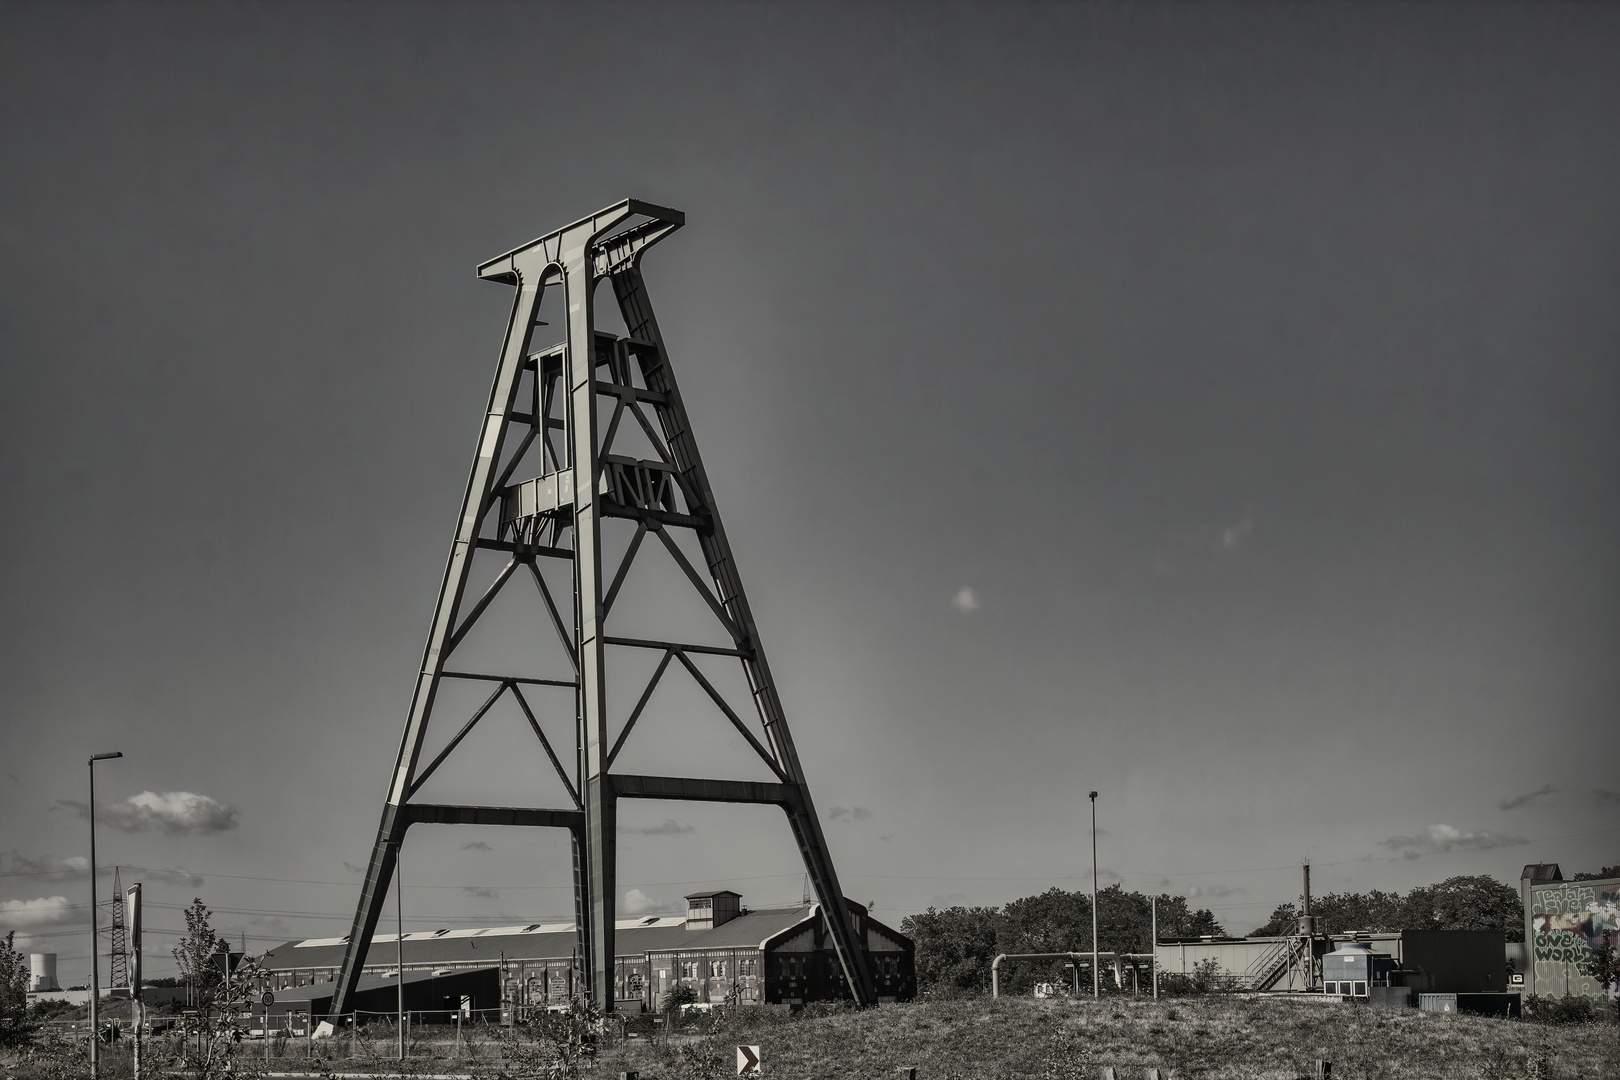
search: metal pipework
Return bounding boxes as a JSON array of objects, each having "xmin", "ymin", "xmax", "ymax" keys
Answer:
[
  {"xmin": 990, "ymin": 951, "xmax": 1157, "ymax": 998},
  {"xmin": 993, "ymin": 952, "xmax": 1091, "ymax": 999}
]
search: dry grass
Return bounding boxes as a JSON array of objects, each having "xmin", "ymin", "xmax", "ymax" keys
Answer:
[
  {"xmin": 600, "ymin": 996, "xmax": 1619, "ymax": 1080},
  {"xmin": 10, "ymin": 997, "xmax": 1614, "ymax": 1078}
]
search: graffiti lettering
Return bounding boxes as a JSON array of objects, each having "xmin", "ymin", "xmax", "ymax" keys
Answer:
[
  {"xmin": 1534, "ymin": 929, "xmax": 1596, "ymax": 965},
  {"xmin": 1530, "ymin": 885, "xmax": 1597, "ymax": 916}
]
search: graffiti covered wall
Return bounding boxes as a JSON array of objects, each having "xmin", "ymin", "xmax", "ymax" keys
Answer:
[{"xmin": 1527, "ymin": 876, "xmax": 1620, "ymax": 1000}]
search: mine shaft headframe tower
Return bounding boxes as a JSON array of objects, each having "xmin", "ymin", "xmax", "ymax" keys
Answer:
[{"xmin": 326, "ymin": 199, "xmax": 875, "ymax": 1017}]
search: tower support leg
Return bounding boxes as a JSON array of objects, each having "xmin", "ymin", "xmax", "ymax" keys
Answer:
[
  {"xmin": 584, "ymin": 779, "xmax": 616, "ymax": 1006},
  {"xmin": 328, "ymin": 806, "xmax": 404, "ymax": 1018}
]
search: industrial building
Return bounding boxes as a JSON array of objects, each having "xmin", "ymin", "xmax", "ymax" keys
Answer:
[
  {"xmin": 262, "ymin": 967, "xmax": 502, "ymax": 1026},
  {"xmin": 259, "ymin": 891, "xmax": 914, "ymax": 1017},
  {"xmin": 1520, "ymin": 863, "xmax": 1620, "ymax": 1003},
  {"xmin": 1154, "ymin": 929, "xmax": 1509, "ymax": 999}
]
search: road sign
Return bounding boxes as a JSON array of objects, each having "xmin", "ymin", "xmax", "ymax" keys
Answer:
[
  {"xmin": 736, "ymin": 1045, "xmax": 761, "ymax": 1076},
  {"xmin": 261, "ymin": 992, "xmax": 275, "ymax": 1006}
]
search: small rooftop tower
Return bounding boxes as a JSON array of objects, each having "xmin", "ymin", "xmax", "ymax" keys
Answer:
[{"xmin": 685, "ymin": 890, "xmax": 742, "ymax": 930}]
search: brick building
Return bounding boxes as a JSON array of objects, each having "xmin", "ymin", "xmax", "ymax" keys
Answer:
[{"xmin": 259, "ymin": 890, "xmax": 913, "ymax": 1014}]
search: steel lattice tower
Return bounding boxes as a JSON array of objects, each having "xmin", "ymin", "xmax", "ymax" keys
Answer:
[
  {"xmin": 327, "ymin": 200, "xmax": 873, "ymax": 1018},
  {"xmin": 108, "ymin": 866, "xmax": 128, "ymax": 990}
]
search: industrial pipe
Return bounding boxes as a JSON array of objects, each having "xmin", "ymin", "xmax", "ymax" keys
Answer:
[{"xmin": 990, "ymin": 952, "xmax": 1159, "ymax": 998}]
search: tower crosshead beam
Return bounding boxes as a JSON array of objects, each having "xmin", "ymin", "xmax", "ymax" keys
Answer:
[{"xmin": 326, "ymin": 200, "xmax": 875, "ymax": 1017}]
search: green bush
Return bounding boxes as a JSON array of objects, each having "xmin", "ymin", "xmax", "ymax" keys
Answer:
[
  {"xmin": 1524, "ymin": 993, "xmax": 1600, "ymax": 1025},
  {"xmin": 659, "ymin": 983, "xmax": 698, "ymax": 1015}
]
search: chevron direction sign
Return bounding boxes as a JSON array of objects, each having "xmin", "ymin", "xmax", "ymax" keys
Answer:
[{"xmin": 736, "ymin": 1045, "xmax": 762, "ymax": 1077}]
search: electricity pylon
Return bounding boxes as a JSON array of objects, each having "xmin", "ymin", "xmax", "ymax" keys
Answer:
[
  {"xmin": 327, "ymin": 200, "xmax": 873, "ymax": 1017},
  {"xmin": 108, "ymin": 866, "xmax": 128, "ymax": 990}
]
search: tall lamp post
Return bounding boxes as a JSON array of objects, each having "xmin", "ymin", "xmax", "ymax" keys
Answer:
[
  {"xmin": 1088, "ymin": 790, "xmax": 1099, "ymax": 999},
  {"xmin": 88, "ymin": 751, "xmax": 123, "ymax": 1080}
]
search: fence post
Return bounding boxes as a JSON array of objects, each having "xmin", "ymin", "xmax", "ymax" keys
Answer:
[
  {"xmin": 1100, "ymin": 1068, "xmax": 1116, "ymax": 1080},
  {"xmin": 1314, "ymin": 1061, "xmax": 1331, "ymax": 1079}
]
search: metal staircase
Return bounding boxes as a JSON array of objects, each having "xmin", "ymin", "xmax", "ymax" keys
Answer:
[{"xmin": 1243, "ymin": 934, "xmax": 1312, "ymax": 991}]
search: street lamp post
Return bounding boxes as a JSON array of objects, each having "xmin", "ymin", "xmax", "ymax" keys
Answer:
[
  {"xmin": 1088, "ymin": 790, "xmax": 1099, "ymax": 999},
  {"xmin": 88, "ymin": 751, "xmax": 123, "ymax": 1080}
]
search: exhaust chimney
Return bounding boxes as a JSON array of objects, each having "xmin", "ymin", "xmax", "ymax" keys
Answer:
[{"xmin": 1298, "ymin": 864, "xmax": 1316, "ymax": 937}]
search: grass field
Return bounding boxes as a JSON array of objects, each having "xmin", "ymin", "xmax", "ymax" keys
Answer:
[
  {"xmin": 10, "ymin": 996, "xmax": 1617, "ymax": 1079},
  {"xmin": 595, "ymin": 996, "xmax": 1620, "ymax": 1080}
]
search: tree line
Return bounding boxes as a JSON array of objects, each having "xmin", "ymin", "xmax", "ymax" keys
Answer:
[
  {"xmin": 898, "ymin": 885, "xmax": 1223, "ymax": 997},
  {"xmin": 894, "ymin": 870, "xmax": 1618, "ymax": 997},
  {"xmin": 1248, "ymin": 874, "xmax": 1529, "ymax": 942}
]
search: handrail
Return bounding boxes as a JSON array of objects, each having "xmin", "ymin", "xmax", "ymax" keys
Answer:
[
  {"xmin": 1241, "ymin": 939, "xmax": 1291, "ymax": 984},
  {"xmin": 1243, "ymin": 934, "xmax": 1310, "ymax": 991}
]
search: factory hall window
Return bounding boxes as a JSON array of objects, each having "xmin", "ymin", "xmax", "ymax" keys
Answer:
[
  {"xmin": 739, "ymin": 958, "xmax": 756, "ymax": 976},
  {"xmin": 711, "ymin": 960, "xmax": 725, "ymax": 978},
  {"xmin": 681, "ymin": 961, "xmax": 697, "ymax": 979}
]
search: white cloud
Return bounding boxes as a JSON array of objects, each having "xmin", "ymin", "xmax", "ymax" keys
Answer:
[
  {"xmin": 623, "ymin": 888, "xmax": 666, "ymax": 915},
  {"xmin": 462, "ymin": 886, "xmax": 498, "ymax": 900},
  {"xmin": 94, "ymin": 791, "xmax": 241, "ymax": 835},
  {"xmin": 951, "ymin": 586, "xmax": 980, "ymax": 612},
  {"xmin": 2, "ymin": 851, "xmax": 89, "ymax": 879},
  {"xmin": 827, "ymin": 806, "xmax": 872, "ymax": 822},
  {"xmin": 0, "ymin": 895, "xmax": 76, "ymax": 928},
  {"xmin": 1378, "ymin": 823, "xmax": 1527, "ymax": 859}
]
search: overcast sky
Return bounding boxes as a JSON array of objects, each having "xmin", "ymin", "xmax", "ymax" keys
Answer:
[{"xmin": 3, "ymin": 2, "xmax": 1618, "ymax": 986}]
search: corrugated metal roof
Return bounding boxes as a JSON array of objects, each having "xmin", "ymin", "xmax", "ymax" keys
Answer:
[{"xmin": 260, "ymin": 905, "xmax": 817, "ymax": 972}]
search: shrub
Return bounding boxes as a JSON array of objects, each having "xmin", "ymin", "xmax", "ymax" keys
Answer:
[
  {"xmin": 660, "ymin": 983, "xmax": 698, "ymax": 1016},
  {"xmin": 1524, "ymin": 993, "xmax": 1600, "ymax": 1026}
]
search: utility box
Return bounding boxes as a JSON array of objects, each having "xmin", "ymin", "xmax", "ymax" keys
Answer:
[
  {"xmin": 1322, "ymin": 941, "xmax": 1396, "ymax": 997},
  {"xmin": 1419, "ymin": 992, "xmax": 1519, "ymax": 1017}
]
